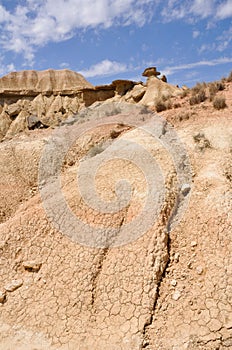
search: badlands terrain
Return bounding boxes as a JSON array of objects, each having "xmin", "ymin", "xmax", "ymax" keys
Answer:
[{"xmin": 0, "ymin": 68, "xmax": 231, "ymax": 349}]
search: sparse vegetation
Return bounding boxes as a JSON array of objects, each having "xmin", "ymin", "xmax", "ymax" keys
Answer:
[
  {"xmin": 180, "ymin": 87, "xmax": 189, "ymax": 98},
  {"xmin": 178, "ymin": 112, "xmax": 191, "ymax": 121},
  {"xmin": 213, "ymin": 96, "xmax": 227, "ymax": 110},
  {"xmin": 155, "ymin": 100, "xmax": 167, "ymax": 112},
  {"xmin": 208, "ymin": 81, "xmax": 226, "ymax": 100},
  {"xmin": 191, "ymin": 82, "xmax": 207, "ymax": 94},
  {"xmin": 155, "ymin": 97, "xmax": 172, "ymax": 112},
  {"xmin": 189, "ymin": 82, "xmax": 207, "ymax": 105},
  {"xmin": 173, "ymin": 102, "xmax": 181, "ymax": 109},
  {"xmin": 209, "ymin": 83, "xmax": 218, "ymax": 101},
  {"xmin": 189, "ymin": 90, "xmax": 206, "ymax": 105},
  {"xmin": 227, "ymin": 71, "xmax": 232, "ymax": 82},
  {"xmin": 193, "ymin": 132, "xmax": 211, "ymax": 151}
]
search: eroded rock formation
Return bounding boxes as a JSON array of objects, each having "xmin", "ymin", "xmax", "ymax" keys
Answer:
[{"xmin": 0, "ymin": 68, "xmax": 181, "ymax": 141}]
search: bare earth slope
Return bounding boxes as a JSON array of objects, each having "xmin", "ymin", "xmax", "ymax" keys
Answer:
[{"xmin": 0, "ymin": 72, "xmax": 231, "ymax": 350}]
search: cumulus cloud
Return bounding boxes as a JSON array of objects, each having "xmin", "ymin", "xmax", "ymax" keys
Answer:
[
  {"xmin": 163, "ymin": 57, "xmax": 232, "ymax": 76},
  {"xmin": 216, "ymin": 0, "xmax": 232, "ymax": 19},
  {"xmin": 0, "ymin": 0, "xmax": 231, "ymax": 66},
  {"xmin": 0, "ymin": 0, "xmax": 157, "ymax": 64},
  {"xmin": 190, "ymin": 0, "xmax": 214, "ymax": 18},
  {"xmin": 78, "ymin": 59, "xmax": 128, "ymax": 78}
]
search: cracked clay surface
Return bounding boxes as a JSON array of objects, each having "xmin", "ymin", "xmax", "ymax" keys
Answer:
[{"xmin": 0, "ymin": 108, "xmax": 231, "ymax": 350}]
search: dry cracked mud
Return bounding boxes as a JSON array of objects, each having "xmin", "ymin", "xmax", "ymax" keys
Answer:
[{"xmin": 0, "ymin": 92, "xmax": 232, "ymax": 350}]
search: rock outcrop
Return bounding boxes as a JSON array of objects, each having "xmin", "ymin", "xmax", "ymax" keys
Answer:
[
  {"xmin": 0, "ymin": 69, "xmax": 94, "ymax": 95},
  {"xmin": 0, "ymin": 68, "xmax": 181, "ymax": 141}
]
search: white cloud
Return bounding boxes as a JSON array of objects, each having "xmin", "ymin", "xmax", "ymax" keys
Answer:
[
  {"xmin": 161, "ymin": 1, "xmax": 188, "ymax": 21},
  {"xmin": 199, "ymin": 25, "xmax": 232, "ymax": 53},
  {"xmin": 163, "ymin": 57, "xmax": 232, "ymax": 76},
  {"xmin": 190, "ymin": 0, "xmax": 214, "ymax": 18},
  {"xmin": 79, "ymin": 59, "xmax": 128, "ymax": 78},
  {"xmin": 0, "ymin": 0, "xmax": 157, "ymax": 63},
  {"xmin": 0, "ymin": 0, "xmax": 231, "ymax": 66},
  {"xmin": 161, "ymin": 0, "xmax": 232, "ymax": 21},
  {"xmin": 59, "ymin": 62, "xmax": 71, "ymax": 69},
  {"xmin": 193, "ymin": 30, "xmax": 200, "ymax": 38},
  {"xmin": 0, "ymin": 5, "xmax": 10, "ymax": 23},
  {"xmin": 216, "ymin": 0, "xmax": 232, "ymax": 19},
  {"xmin": 0, "ymin": 60, "xmax": 15, "ymax": 77}
]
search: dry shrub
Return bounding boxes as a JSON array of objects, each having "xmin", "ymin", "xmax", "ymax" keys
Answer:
[
  {"xmin": 193, "ymin": 132, "xmax": 211, "ymax": 151},
  {"xmin": 189, "ymin": 82, "xmax": 207, "ymax": 105},
  {"xmin": 208, "ymin": 81, "xmax": 225, "ymax": 101},
  {"xmin": 174, "ymin": 102, "xmax": 181, "ymax": 109},
  {"xmin": 227, "ymin": 71, "xmax": 232, "ymax": 82},
  {"xmin": 155, "ymin": 100, "xmax": 167, "ymax": 112},
  {"xmin": 209, "ymin": 83, "xmax": 218, "ymax": 101},
  {"xmin": 213, "ymin": 96, "xmax": 227, "ymax": 110},
  {"xmin": 216, "ymin": 81, "xmax": 225, "ymax": 90},
  {"xmin": 180, "ymin": 89, "xmax": 189, "ymax": 98},
  {"xmin": 189, "ymin": 90, "xmax": 206, "ymax": 105},
  {"xmin": 155, "ymin": 97, "xmax": 172, "ymax": 112},
  {"xmin": 178, "ymin": 112, "xmax": 190, "ymax": 121},
  {"xmin": 191, "ymin": 82, "xmax": 206, "ymax": 94}
]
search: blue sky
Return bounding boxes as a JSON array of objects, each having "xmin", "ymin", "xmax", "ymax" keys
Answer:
[{"xmin": 0, "ymin": 0, "xmax": 231, "ymax": 87}]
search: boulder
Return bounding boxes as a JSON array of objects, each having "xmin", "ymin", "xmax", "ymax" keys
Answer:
[
  {"xmin": 7, "ymin": 103, "xmax": 21, "ymax": 117},
  {"xmin": 142, "ymin": 67, "xmax": 161, "ymax": 77},
  {"xmin": 0, "ymin": 112, "xmax": 12, "ymax": 140},
  {"xmin": 111, "ymin": 80, "xmax": 136, "ymax": 96},
  {"xmin": 160, "ymin": 75, "xmax": 167, "ymax": 83}
]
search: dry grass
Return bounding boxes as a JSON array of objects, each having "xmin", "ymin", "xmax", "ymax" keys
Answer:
[
  {"xmin": 189, "ymin": 90, "xmax": 206, "ymax": 105},
  {"xmin": 155, "ymin": 97, "xmax": 172, "ymax": 112},
  {"xmin": 213, "ymin": 96, "xmax": 227, "ymax": 110},
  {"xmin": 189, "ymin": 82, "xmax": 207, "ymax": 105}
]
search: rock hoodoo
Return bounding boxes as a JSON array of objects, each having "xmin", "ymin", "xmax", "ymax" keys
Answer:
[{"xmin": 142, "ymin": 66, "xmax": 161, "ymax": 77}]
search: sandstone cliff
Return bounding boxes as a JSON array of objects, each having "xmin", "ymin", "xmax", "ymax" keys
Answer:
[
  {"xmin": 0, "ymin": 68, "xmax": 181, "ymax": 141},
  {"xmin": 0, "ymin": 69, "xmax": 94, "ymax": 95}
]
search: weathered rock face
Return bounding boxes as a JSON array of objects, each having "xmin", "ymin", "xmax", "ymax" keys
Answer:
[
  {"xmin": 0, "ymin": 68, "xmax": 182, "ymax": 141},
  {"xmin": 0, "ymin": 69, "xmax": 94, "ymax": 95}
]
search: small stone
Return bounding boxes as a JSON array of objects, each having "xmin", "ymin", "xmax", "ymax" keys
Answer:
[
  {"xmin": 5, "ymin": 279, "xmax": 23, "ymax": 292},
  {"xmin": 187, "ymin": 261, "xmax": 193, "ymax": 269},
  {"xmin": 196, "ymin": 266, "xmax": 203, "ymax": 275},
  {"xmin": 171, "ymin": 279, "xmax": 177, "ymax": 287},
  {"xmin": 172, "ymin": 290, "xmax": 181, "ymax": 301},
  {"xmin": 27, "ymin": 115, "xmax": 40, "ymax": 129},
  {"xmin": 0, "ymin": 241, "xmax": 6, "ymax": 249},
  {"xmin": 191, "ymin": 241, "xmax": 197, "ymax": 247},
  {"xmin": 181, "ymin": 183, "xmax": 191, "ymax": 196},
  {"xmin": 0, "ymin": 291, "xmax": 6, "ymax": 303},
  {"xmin": 174, "ymin": 253, "xmax": 180, "ymax": 263},
  {"xmin": 23, "ymin": 261, "xmax": 42, "ymax": 272}
]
